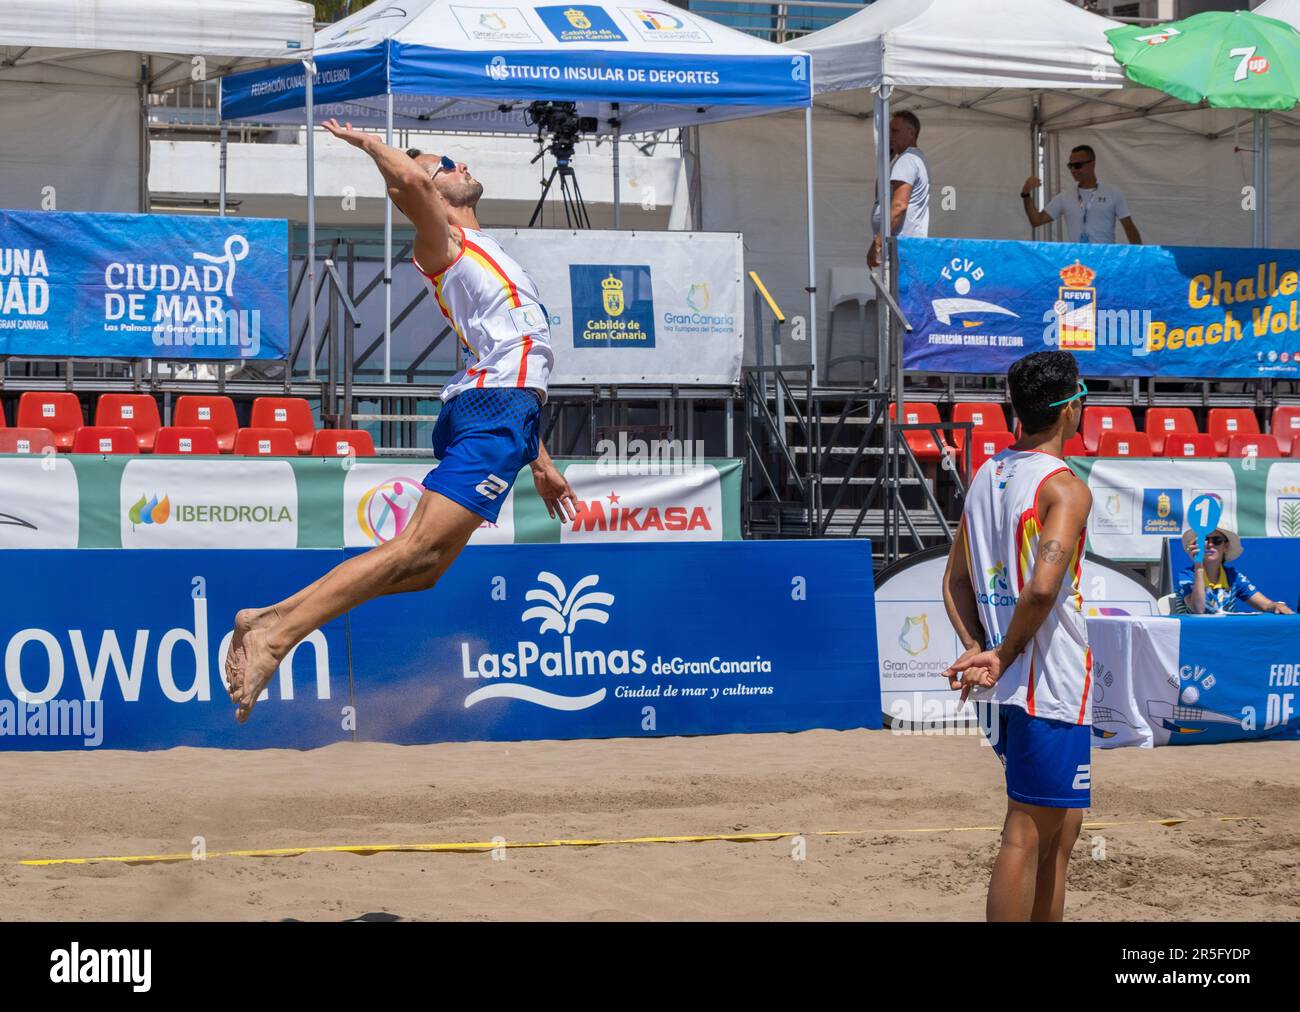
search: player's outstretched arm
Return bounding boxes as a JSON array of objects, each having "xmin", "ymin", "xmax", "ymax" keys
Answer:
[
  {"xmin": 322, "ymin": 118, "xmax": 453, "ymax": 274},
  {"xmin": 948, "ymin": 471, "xmax": 1091, "ymax": 701}
]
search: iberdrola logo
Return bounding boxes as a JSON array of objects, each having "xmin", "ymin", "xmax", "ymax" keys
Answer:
[
  {"xmin": 986, "ymin": 562, "xmax": 1009, "ymax": 592},
  {"xmin": 128, "ymin": 493, "xmax": 171, "ymax": 527}
]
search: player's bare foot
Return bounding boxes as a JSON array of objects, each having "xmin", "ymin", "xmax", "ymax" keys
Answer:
[
  {"xmin": 227, "ymin": 606, "xmax": 280, "ymax": 691},
  {"xmin": 234, "ymin": 628, "xmax": 281, "ymax": 724}
]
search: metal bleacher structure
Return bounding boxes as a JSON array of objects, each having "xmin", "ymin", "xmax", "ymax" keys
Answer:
[{"xmin": 9, "ymin": 1, "xmax": 1297, "ymax": 570}]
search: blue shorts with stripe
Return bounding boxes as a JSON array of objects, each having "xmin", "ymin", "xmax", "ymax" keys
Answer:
[
  {"xmin": 422, "ymin": 388, "xmax": 541, "ymax": 523},
  {"xmin": 978, "ymin": 702, "xmax": 1091, "ymax": 809}
]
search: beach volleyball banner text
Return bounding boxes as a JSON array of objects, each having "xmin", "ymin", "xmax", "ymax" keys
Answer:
[
  {"xmin": 0, "ymin": 209, "xmax": 289, "ymax": 359},
  {"xmin": 898, "ymin": 237, "xmax": 1300, "ymax": 379},
  {"xmin": 0, "ymin": 542, "xmax": 879, "ymax": 750}
]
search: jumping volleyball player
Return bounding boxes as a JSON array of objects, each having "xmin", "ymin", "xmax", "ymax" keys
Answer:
[
  {"xmin": 941, "ymin": 350, "xmax": 1094, "ymax": 921},
  {"xmin": 225, "ymin": 119, "xmax": 579, "ymax": 723}
]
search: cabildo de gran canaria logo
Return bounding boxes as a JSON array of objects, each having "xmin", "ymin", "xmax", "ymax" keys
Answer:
[{"xmin": 461, "ymin": 571, "xmax": 772, "ymax": 710}]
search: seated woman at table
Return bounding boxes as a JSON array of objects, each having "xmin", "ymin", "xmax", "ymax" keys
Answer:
[{"xmin": 1176, "ymin": 526, "xmax": 1294, "ymax": 615}]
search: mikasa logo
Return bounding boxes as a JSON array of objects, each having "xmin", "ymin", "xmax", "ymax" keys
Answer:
[{"xmin": 461, "ymin": 572, "xmax": 648, "ymax": 711}]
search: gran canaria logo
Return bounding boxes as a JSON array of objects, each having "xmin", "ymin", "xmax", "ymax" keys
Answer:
[
  {"xmin": 898, "ymin": 614, "xmax": 930, "ymax": 657},
  {"xmin": 986, "ymin": 562, "xmax": 1009, "ymax": 592},
  {"xmin": 564, "ymin": 7, "xmax": 592, "ymax": 28}
]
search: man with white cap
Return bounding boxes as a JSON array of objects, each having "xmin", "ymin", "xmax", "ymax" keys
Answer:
[{"xmin": 1177, "ymin": 525, "xmax": 1293, "ymax": 615}]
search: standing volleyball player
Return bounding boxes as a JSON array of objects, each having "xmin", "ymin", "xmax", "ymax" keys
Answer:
[
  {"xmin": 941, "ymin": 350, "xmax": 1094, "ymax": 921},
  {"xmin": 225, "ymin": 119, "xmax": 578, "ymax": 723}
]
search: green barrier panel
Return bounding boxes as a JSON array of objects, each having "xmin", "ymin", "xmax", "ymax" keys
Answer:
[{"xmin": 0, "ymin": 454, "xmax": 742, "ymax": 549}]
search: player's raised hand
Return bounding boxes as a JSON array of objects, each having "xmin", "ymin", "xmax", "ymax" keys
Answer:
[{"xmin": 322, "ymin": 118, "xmax": 383, "ymax": 150}]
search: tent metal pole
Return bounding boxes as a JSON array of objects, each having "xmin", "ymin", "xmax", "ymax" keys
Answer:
[
  {"xmin": 305, "ymin": 59, "xmax": 317, "ymax": 382},
  {"xmin": 219, "ymin": 123, "xmax": 228, "ymax": 218},
  {"xmin": 1262, "ymin": 112, "xmax": 1270, "ymax": 249},
  {"xmin": 804, "ymin": 105, "xmax": 818, "ymax": 388},
  {"xmin": 612, "ymin": 103, "xmax": 621, "ymax": 230},
  {"xmin": 875, "ymin": 84, "xmax": 894, "ymax": 562},
  {"xmin": 385, "ymin": 90, "xmax": 394, "ymax": 384},
  {"xmin": 1252, "ymin": 111, "xmax": 1263, "ymax": 248}
]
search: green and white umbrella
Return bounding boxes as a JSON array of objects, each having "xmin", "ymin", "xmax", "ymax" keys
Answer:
[
  {"xmin": 1107, "ymin": 10, "xmax": 1300, "ymax": 247},
  {"xmin": 1105, "ymin": 10, "xmax": 1300, "ymax": 110}
]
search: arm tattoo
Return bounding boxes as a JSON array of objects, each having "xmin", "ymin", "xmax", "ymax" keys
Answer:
[{"xmin": 1040, "ymin": 539, "xmax": 1066, "ymax": 565}]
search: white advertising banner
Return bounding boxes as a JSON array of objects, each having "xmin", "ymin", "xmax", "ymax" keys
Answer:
[
  {"xmin": 1084, "ymin": 459, "xmax": 1238, "ymax": 563},
  {"xmin": 0, "ymin": 458, "xmax": 79, "ymax": 548},
  {"xmin": 875, "ymin": 547, "xmax": 1158, "ymax": 726},
  {"xmin": 120, "ymin": 459, "xmax": 299, "ymax": 549},
  {"xmin": 558, "ymin": 462, "xmax": 724, "ymax": 543},
  {"xmin": 342, "ymin": 462, "xmax": 514, "ymax": 547},
  {"xmin": 497, "ymin": 229, "xmax": 744, "ymax": 386}
]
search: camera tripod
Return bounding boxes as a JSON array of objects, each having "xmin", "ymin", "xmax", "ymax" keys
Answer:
[{"xmin": 528, "ymin": 145, "xmax": 592, "ymax": 229}]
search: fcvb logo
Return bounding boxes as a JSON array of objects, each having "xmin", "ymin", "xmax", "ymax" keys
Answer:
[{"xmin": 932, "ymin": 256, "xmax": 1019, "ymax": 328}]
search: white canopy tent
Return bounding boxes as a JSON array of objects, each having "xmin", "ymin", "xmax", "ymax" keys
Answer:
[
  {"xmin": 0, "ymin": 0, "xmax": 315, "ymax": 212},
  {"xmin": 220, "ymin": 0, "xmax": 814, "ymax": 383},
  {"xmin": 777, "ymin": 0, "xmax": 1299, "ymax": 386}
]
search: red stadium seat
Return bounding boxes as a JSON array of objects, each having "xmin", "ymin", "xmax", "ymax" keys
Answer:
[
  {"xmin": 1228, "ymin": 433, "xmax": 1282, "ymax": 458},
  {"xmin": 949, "ymin": 402, "xmax": 1009, "ymax": 456},
  {"xmin": 251, "ymin": 397, "xmax": 316, "ymax": 454},
  {"xmin": 1271, "ymin": 406, "xmax": 1300, "ymax": 455},
  {"xmin": 0, "ymin": 428, "xmax": 57, "ymax": 454},
  {"xmin": 71, "ymin": 426, "xmax": 138, "ymax": 455},
  {"xmin": 1144, "ymin": 407, "xmax": 1197, "ymax": 455},
  {"xmin": 1207, "ymin": 408, "xmax": 1259, "ymax": 456},
  {"xmin": 1164, "ymin": 433, "xmax": 1218, "ymax": 458},
  {"xmin": 1097, "ymin": 431, "xmax": 1153, "ymax": 457},
  {"xmin": 16, "ymin": 392, "xmax": 83, "ymax": 451},
  {"xmin": 234, "ymin": 427, "xmax": 298, "ymax": 457},
  {"xmin": 154, "ymin": 426, "xmax": 221, "ymax": 456},
  {"xmin": 889, "ymin": 402, "xmax": 951, "ymax": 464},
  {"xmin": 94, "ymin": 394, "xmax": 161, "ymax": 452},
  {"xmin": 968, "ymin": 432, "xmax": 1014, "ymax": 476},
  {"xmin": 173, "ymin": 395, "xmax": 239, "ymax": 453},
  {"xmin": 1063, "ymin": 433, "xmax": 1086, "ymax": 457},
  {"xmin": 311, "ymin": 429, "xmax": 376, "ymax": 457},
  {"xmin": 1081, "ymin": 406, "xmax": 1135, "ymax": 455}
]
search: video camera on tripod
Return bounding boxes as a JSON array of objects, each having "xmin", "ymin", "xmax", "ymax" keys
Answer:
[{"xmin": 526, "ymin": 100, "xmax": 598, "ymax": 228}]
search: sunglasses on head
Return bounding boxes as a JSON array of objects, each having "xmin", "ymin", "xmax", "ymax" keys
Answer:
[
  {"xmin": 1067, "ymin": 159, "xmax": 1094, "ymax": 170},
  {"xmin": 1048, "ymin": 380, "xmax": 1088, "ymax": 407}
]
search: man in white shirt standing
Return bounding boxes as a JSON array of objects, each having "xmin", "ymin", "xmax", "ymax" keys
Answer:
[
  {"xmin": 868, "ymin": 110, "xmax": 929, "ymax": 268},
  {"xmin": 1021, "ymin": 144, "xmax": 1142, "ymax": 245}
]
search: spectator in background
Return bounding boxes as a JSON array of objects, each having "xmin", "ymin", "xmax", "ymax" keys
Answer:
[
  {"xmin": 1020, "ymin": 144, "xmax": 1142, "ymax": 245},
  {"xmin": 1177, "ymin": 526, "xmax": 1293, "ymax": 615},
  {"xmin": 868, "ymin": 111, "xmax": 929, "ymax": 268}
]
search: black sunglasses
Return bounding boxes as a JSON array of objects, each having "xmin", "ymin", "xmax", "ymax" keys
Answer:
[
  {"xmin": 1067, "ymin": 159, "xmax": 1094, "ymax": 170},
  {"xmin": 1205, "ymin": 535, "xmax": 1228, "ymax": 546}
]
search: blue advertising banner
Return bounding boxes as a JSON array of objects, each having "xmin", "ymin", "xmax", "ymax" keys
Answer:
[
  {"xmin": 0, "ymin": 541, "xmax": 879, "ymax": 751},
  {"xmin": 0, "ymin": 551, "xmax": 349, "ymax": 751},
  {"xmin": 898, "ymin": 237, "xmax": 1300, "ymax": 379},
  {"xmin": 1172, "ymin": 616, "xmax": 1300, "ymax": 745},
  {"xmin": 0, "ymin": 209, "xmax": 289, "ymax": 359},
  {"xmin": 348, "ymin": 540, "xmax": 880, "ymax": 743}
]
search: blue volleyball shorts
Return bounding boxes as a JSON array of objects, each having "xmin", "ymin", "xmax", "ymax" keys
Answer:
[{"xmin": 422, "ymin": 388, "xmax": 542, "ymax": 523}]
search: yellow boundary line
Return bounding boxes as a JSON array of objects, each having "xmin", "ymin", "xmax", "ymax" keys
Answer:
[{"xmin": 19, "ymin": 816, "xmax": 1246, "ymax": 867}]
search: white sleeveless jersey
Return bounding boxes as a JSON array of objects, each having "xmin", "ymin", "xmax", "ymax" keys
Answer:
[
  {"xmin": 962, "ymin": 449, "xmax": 1092, "ymax": 725},
  {"xmin": 415, "ymin": 225, "xmax": 554, "ymax": 403}
]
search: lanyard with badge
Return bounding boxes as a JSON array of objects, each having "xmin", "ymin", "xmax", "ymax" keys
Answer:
[{"xmin": 1076, "ymin": 187, "xmax": 1098, "ymax": 244}]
